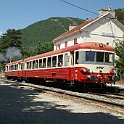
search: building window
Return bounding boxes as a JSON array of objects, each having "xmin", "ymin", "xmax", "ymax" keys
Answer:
[{"xmin": 74, "ymin": 38, "xmax": 77, "ymax": 45}]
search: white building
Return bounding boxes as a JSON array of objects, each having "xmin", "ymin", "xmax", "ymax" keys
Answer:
[{"xmin": 53, "ymin": 8, "xmax": 124, "ymax": 50}]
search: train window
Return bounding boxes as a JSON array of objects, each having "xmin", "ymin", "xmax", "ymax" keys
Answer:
[
  {"xmin": 30, "ymin": 61, "xmax": 32, "ymax": 69},
  {"xmin": 15, "ymin": 65, "xmax": 17, "ymax": 70},
  {"xmin": 85, "ymin": 51, "xmax": 95, "ymax": 62},
  {"xmin": 58, "ymin": 55, "xmax": 63, "ymax": 67},
  {"xmin": 105, "ymin": 52, "xmax": 113, "ymax": 63},
  {"xmin": 75, "ymin": 51, "xmax": 79, "ymax": 64},
  {"xmin": 32, "ymin": 61, "xmax": 35, "ymax": 69},
  {"xmin": 43, "ymin": 58, "xmax": 46, "ymax": 68},
  {"xmin": 52, "ymin": 56, "xmax": 57, "ymax": 67},
  {"xmin": 96, "ymin": 52, "xmax": 104, "ymax": 62},
  {"xmin": 39, "ymin": 59, "xmax": 42, "ymax": 68},
  {"xmin": 35, "ymin": 60, "xmax": 38, "ymax": 68},
  {"xmin": 13, "ymin": 65, "xmax": 15, "ymax": 70},
  {"xmin": 32, "ymin": 60, "xmax": 38, "ymax": 69},
  {"xmin": 70, "ymin": 51, "xmax": 74, "ymax": 65},
  {"xmin": 64, "ymin": 53, "xmax": 69, "ymax": 66},
  {"xmin": 47, "ymin": 57, "xmax": 51, "ymax": 68},
  {"xmin": 21, "ymin": 63, "xmax": 24, "ymax": 70},
  {"xmin": 27, "ymin": 62, "xmax": 30, "ymax": 69},
  {"xmin": 6, "ymin": 66, "xmax": 8, "ymax": 71},
  {"xmin": 9, "ymin": 66, "xmax": 11, "ymax": 71}
]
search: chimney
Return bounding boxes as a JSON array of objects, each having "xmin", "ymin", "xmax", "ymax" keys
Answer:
[{"xmin": 99, "ymin": 7, "xmax": 115, "ymax": 18}]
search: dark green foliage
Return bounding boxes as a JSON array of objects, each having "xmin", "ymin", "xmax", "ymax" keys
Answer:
[
  {"xmin": 0, "ymin": 29, "xmax": 22, "ymax": 53},
  {"xmin": 21, "ymin": 17, "xmax": 84, "ymax": 50},
  {"xmin": 115, "ymin": 8, "xmax": 124, "ymax": 25},
  {"xmin": 21, "ymin": 42, "xmax": 54, "ymax": 58},
  {"xmin": 115, "ymin": 38, "xmax": 124, "ymax": 79}
]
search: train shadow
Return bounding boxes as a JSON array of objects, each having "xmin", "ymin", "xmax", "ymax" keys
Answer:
[
  {"xmin": 32, "ymin": 80, "xmax": 124, "ymax": 94},
  {"xmin": 0, "ymin": 84, "xmax": 124, "ymax": 124}
]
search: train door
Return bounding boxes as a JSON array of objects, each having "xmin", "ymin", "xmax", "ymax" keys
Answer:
[
  {"xmin": 70, "ymin": 51, "xmax": 74, "ymax": 66},
  {"xmin": 17, "ymin": 63, "xmax": 20, "ymax": 78},
  {"xmin": 64, "ymin": 53, "xmax": 69, "ymax": 67},
  {"xmin": 69, "ymin": 51, "xmax": 75, "ymax": 81}
]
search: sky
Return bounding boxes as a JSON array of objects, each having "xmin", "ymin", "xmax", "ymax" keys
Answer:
[{"xmin": 0, "ymin": 0, "xmax": 124, "ymax": 34}]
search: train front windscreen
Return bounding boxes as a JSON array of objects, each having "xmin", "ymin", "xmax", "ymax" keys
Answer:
[{"xmin": 75, "ymin": 51, "xmax": 114, "ymax": 65}]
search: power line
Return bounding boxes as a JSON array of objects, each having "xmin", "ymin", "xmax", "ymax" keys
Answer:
[{"xmin": 60, "ymin": 0, "xmax": 98, "ymax": 15}]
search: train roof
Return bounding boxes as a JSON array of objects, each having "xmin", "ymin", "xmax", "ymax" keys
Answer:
[
  {"xmin": 6, "ymin": 59, "xmax": 23, "ymax": 66},
  {"xmin": 6, "ymin": 42, "xmax": 115, "ymax": 65}
]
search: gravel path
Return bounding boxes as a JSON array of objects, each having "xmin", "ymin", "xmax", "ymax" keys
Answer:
[{"xmin": 0, "ymin": 80, "xmax": 124, "ymax": 124}]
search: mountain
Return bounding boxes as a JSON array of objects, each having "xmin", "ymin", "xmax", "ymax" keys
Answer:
[{"xmin": 21, "ymin": 17, "xmax": 84, "ymax": 47}]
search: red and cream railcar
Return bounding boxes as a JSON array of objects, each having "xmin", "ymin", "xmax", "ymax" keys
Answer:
[{"xmin": 5, "ymin": 42, "xmax": 116, "ymax": 86}]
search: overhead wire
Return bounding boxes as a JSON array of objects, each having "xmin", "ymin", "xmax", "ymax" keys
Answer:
[
  {"xmin": 59, "ymin": 0, "xmax": 123, "ymax": 39},
  {"xmin": 60, "ymin": 0, "xmax": 98, "ymax": 15}
]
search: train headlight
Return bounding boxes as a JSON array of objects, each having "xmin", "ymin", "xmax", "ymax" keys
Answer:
[
  {"xmin": 83, "ymin": 68, "xmax": 87, "ymax": 73},
  {"xmin": 80, "ymin": 68, "xmax": 90, "ymax": 74}
]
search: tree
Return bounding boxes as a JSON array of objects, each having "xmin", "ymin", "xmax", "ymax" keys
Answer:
[
  {"xmin": 0, "ymin": 29, "xmax": 22, "ymax": 53},
  {"xmin": 115, "ymin": 37, "xmax": 124, "ymax": 79},
  {"xmin": 35, "ymin": 41, "xmax": 54, "ymax": 54}
]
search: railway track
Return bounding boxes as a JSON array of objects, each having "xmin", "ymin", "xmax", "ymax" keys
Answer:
[
  {"xmin": 2, "ymin": 79, "xmax": 124, "ymax": 114},
  {"xmin": 89, "ymin": 93, "xmax": 124, "ymax": 100}
]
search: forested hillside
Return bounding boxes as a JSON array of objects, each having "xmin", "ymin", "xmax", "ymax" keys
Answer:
[
  {"xmin": 21, "ymin": 17, "xmax": 84, "ymax": 47},
  {"xmin": 115, "ymin": 8, "xmax": 124, "ymax": 25}
]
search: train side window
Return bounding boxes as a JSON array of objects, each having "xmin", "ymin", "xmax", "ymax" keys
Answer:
[
  {"xmin": 105, "ymin": 52, "xmax": 113, "ymax": 63},
  {"xmin": 39, "ymin": 59, "xmax": 42, "ymax": 68},
  {"xmin": 32, "ymin": 60, "xmax": 38, "ymax": 69},
  {"xmin": 9, "ymin": 66, "xmax": 11, "ymax": 71},
  {"xmin": 12, "ymin": 65, "xmax": 14, "ymax": 70},
  {"xmin": 32, "ymin": 61, "xmax": 35, "ymax": 69},
  {"xmin": 15, "ymin": 65, "xmax": 17, "ymax": 70},
  {"xmin": 58, "ymin": 55, "xmax": 63, "ymax": 67},
  {"xmin": 43, "ymin": 58, "xmax": 46, "ymax": 68},
  {"xmin": 21, "ymin": 63, "xmax": 24, "ymax": 70},
  {"xmin": 47, "ymin": 57, "xmax": 51, "ymax": 68},
  {"xmin": 27, "ymin": 62, "xmax": 29, "ymax": 69},
  {"xmin": 30, "ymin": 61, "xmax": 32, "ymax": 69},
  {"xmin": 75, "ymin": 51, "xmax": 79, "ymax": 64},
  {"xmin": 13, "ymin": 65, "xmax": 15, "ymax": 70},
  {"xmin": 64, "ymin": 53, "xmax": 69, "ymax": 66},
  {"xmin": 52, "ymin": 56, "xmax": 57, "ymax": 67},
  {"xmin": 35, "ymin": 60, "xmax": 38, "ymax": 69},
  {"xmin": 70, "ymin": 51, "xmax": 74, "ymax": 65},
  {"xmin": 5, "ymin": 66, "xmax": 8, "ymax": 71}
]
